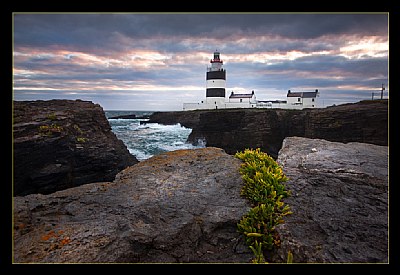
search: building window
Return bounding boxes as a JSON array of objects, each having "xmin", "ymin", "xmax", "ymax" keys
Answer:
[
  {"xmin": 298, "ymin": 98, "xmax": 300, "ymax": 102},
  {"xmin": 240, "ymin": 99, "xmax": 243, "ymax": 103},
  {"xmin": 312, "ymin": 98, "xmax": 315, "ymax": 102}
]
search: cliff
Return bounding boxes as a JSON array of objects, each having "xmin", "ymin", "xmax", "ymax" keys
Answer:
[
  {"xmin": 13, "ymin": 99, "xmax": 138, "ymax": 196},
  {"xmin": 148, "ymin": 100, "xmax": 388, "ymax": 158},
  {"xmin": 13, "ymin": 139, "xmax": 388, "ymax": 263}
]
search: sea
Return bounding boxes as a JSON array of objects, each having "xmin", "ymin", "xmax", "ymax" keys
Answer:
[{"xmin": 105, "ymin": 110, "xmax": 205, "ymax": 161}]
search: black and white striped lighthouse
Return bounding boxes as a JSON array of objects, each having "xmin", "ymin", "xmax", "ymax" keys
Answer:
[{"xmin": 206, "ymin": 50, "xmax": 226, "ymax": 107}]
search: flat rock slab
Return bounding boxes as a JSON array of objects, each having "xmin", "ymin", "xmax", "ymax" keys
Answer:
[
  {"xmin": 13, "ymin": 147, "xmax": 253, "ymax": 263},
  {"xmin": 14, "ymin": 137, "xmax": 388, "ymax": 263},
  {"xmin": 271, "ymin": 137, "xmax": 388, "ymax": 263}
]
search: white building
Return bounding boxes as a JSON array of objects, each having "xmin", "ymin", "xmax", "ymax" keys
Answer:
[
  {"xmin": 285, "ymin": 89, "xmax": 319, "ymax": 109},
  {"xmin": 227, "ymin": 91, "xmax": 257, "ymax": 108},
  {"xmin": 183, "ymin": 51, "xmax": 320, "ymax": 110}
]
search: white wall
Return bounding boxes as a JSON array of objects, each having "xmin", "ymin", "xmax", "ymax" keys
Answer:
[
  {"xmin": 206, "ymin": 79, "xmax": 226, "ymax": 88},
  {"xmin": 256, "ymin": 102, "xmax": 287, "ymax": 108},
  {"xmin": 287, "ymin": 97, "xmax": 301, "ymax": 105},
  {"xmin": 206, "ymin": 96, "xmax": 225, "ymax": 105},
  {"xmin": 183, "ymin": 95, "xmax": 318, "ymax": 110},
  {"xmin": 183, "ymin": 100, "xmax": 258, "ymax": 110},
  {"xmin": 302, "ymin": 97, "xmax": 317, "ymax": 108},
  {"xmin": 226, "ymin": 102, "xmax": 257, "ymax": 108},
  {"xmin": 229, "ymin": 97, "xmax": 251, "ymax": 103}
]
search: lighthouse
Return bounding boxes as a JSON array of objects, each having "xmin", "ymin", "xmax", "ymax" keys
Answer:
[
  {"xmin": 182, "ymin": 50, "xmax": 319, "ymax": 111},
  {"xmin": 205, "ymin": 50, "xmax": 226, "ymax": 108}
]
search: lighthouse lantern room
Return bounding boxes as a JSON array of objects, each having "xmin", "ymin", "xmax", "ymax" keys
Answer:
[{"xmin": 206, "ymin": 50, "xmax": 226, "ymax": 107}]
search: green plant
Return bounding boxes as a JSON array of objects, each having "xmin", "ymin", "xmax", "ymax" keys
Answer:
[
  {"xmin": 47, "ymin": 112, "xmax": 57, "ymax": 121},
  {"xmin": 249, "ymin": 240, "xmax": 266, "ymax": 264},
  {"xmin": 238, "ymin": 202, "xmax": 291, "ymax": 251},
  {"xmin": 235, "ymin": 148, "xmax": 292, "ymax": 263},
  {"xmin": 287, "ymin": 251, "xmax": 293, "ymax": 263},
  {"xmin": 39, "ymin": 124, "xmax": 63, "ymax": 137},
  {"xmin": 73, "ymin": 124, "xmax": 84, "ymax": 134},
  {"xmin": 76, "ymin": 137, "xmax": 88, "ymax": 143}
]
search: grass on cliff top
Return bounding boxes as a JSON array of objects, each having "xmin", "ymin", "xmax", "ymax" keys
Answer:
[{"xmin": 235, "ymin": 148, "xmax": 292, "ymax": 263}]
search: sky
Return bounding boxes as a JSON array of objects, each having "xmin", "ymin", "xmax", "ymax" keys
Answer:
[{"xmin": 12, "ymin": 12, "xmax": 389, "ymax": 111}]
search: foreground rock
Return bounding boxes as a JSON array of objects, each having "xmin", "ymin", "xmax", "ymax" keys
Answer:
[
  {"xmin": 13, "ymin": 147, "xmax": 253, "ymax": 263},
  {"xmin": 270, "ymin": 137, "xmax": 388, "ymax": 263},
  {"xmin": 13, "ymin": 100, "xmax": 138, "ymax": 196},
  {"xmin": 13, "ymin": 138, "xmax": 388, "ymax": 263}
]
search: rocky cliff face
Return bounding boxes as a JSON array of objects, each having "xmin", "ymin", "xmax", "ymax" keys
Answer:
[
  {"xmin": 13, "ymin": 139, "xmax": 388, "ymax": 263},
  {"xmin": 13, "ymin": 99, "xmax": 138, "ymax": 196},
  {"xmin": 148, "ymin": 100, "xmax": 388, "ymax": 159}
]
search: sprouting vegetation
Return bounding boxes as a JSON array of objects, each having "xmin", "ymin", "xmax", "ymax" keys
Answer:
[
  {"xmin": 235, "ymin": 148, "xmax": 292, "ymax": 263},
  {"xmin": 39, "ymin": 124, "xmax": 63, "ymax": 137},
  {"xmin": 47, "ymin": 112, "xmax": 57, "ymax": 121},
  {"xmin": 73, "ymin": 124, "xmax": 88, "ymax": 143},
  {"xmin": 76, "ymin": 137, "xmax": 88, "ymax": 143}
]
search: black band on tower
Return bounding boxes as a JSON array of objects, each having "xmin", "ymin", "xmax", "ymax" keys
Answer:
[
  {"xmin": 206, "ymin": 71, "xmax": 226, "ymax": 80},
  {"xmin": 206, "ymin": 88, "xmax": 225, "ymax": 97}
]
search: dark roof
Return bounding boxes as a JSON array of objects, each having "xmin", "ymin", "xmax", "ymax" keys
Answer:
[
  {"xmin": 287, "ymin": 91, "xmax": 319, "ymax": 98},
  {"xmin": 287, "ymin": 92, "xmax": 303, "ymax": 97},
  {"xmin": 302, "ymin": 91, "xmax": 319, "ymax": 98},
  {"xmin": 229, "ymin": 93, "xmax": 254, "ymax": 98}
]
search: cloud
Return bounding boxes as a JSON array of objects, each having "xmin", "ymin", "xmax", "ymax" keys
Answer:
[{"xmin": 12, "ymin": 13, "xmax": 389, "ymax": 110}]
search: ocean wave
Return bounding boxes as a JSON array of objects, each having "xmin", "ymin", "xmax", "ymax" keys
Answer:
[{"xmin": 108, "ymin": 116, "xmax": 205, "ymax": 161}]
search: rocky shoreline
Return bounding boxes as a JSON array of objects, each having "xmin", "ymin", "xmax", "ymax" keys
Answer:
[
  {"xmin": 12, "ymin": 99, "xmax": 389, "ymax": 263},
  {"xmin": 147, "ymin": 100, "xmax": 388, "ymax": 159}
]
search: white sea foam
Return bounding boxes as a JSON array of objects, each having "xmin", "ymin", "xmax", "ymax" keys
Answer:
[{"xmin": 108, "ymin": 111, "xmax": 205, "ymax": 161}]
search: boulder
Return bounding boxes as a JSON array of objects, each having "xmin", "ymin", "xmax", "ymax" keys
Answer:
[
  {"xmin": 13, "ymin": 147, "xmax": 254, "ymax": 263},
  {"xmin": 269, "ymin": 137, "xmax": 388, "ymax": 263},
  {"xmin": 13, "ymin": 100, "xmax": 138, "ymax": 196}
]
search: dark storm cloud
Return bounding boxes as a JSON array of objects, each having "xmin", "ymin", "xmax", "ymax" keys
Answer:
[
  {"xmin": 227, "ymin": 54, "xmax": 388, "ymax": 96},
  {"xmin": 13, "ymin": 13, "xmax": 389, "ymax": 110},
  {"xmin": 14, "ymin": 13, "xmax": 388, "ymax": 50},
  {"xmin": 263, "ymin": 55, "xmax": 388, "ymax": 76}
]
